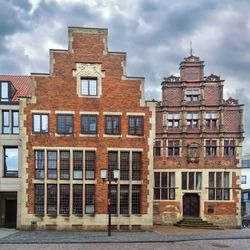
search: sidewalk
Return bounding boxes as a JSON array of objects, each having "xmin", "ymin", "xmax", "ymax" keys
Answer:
[{"xmin": 0, "ymin": 226, "xmax": 249, "ymax": 244}]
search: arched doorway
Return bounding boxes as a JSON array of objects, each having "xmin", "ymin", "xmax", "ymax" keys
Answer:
[{"xmin": 183, "ymin": 193, "xmax": 199, "ymax": 217}]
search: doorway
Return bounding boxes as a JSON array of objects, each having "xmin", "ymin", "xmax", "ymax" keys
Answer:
[
  {"xmin": 183, "ymin": 193, "xmax": 199, "ymax": 217},
  {"xmin": 5, "ymin": 199, "xmax": 17, "ymax": 228}
]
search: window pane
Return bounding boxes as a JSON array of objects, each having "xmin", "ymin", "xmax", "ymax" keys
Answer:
[
  {"xmin": 108, "ymin": 152, "xmax": 118, "ymax": 179},
  {"xmin": 169, "ymin": 172, "xmax": 175, "ymax": 188},
  {"xmin": 136, "ymin": 117, "xmax": 143, "ymax": 135},
  {"xmin": 154, "ymin": 172, "xmax": 160, "ymax": 187},
  {"xmin": 187, "ymin": 113, "xmax": 192, "ymax": 119},
  {"xmin": 33, "ymin": 115, "xmax": 41, "ymax": 132},
  {"xmin": 193, "ymin": 90, "xmax": 199, "ymax": 94},
  {"xmin": 65, "ymin": 116, "xmax": 73, "ymax": 133},
  {"xmin": 132, "ymin": 185, "xmax": 141, "ymax": 214},
  {"xmin": 85, "ymin": 151, "xmax": 95, "ymax": 180},
  {"xmin": 5, "ymin": 147, "xmax": 18, "ymax": 177},
  {"xmin": 81, "ymin": 79, "xmax": 88, "ymax": 95},
  {"xmin": 73, "ymin": 151, "xmax": 83, "ymax": 179},
  {"xmin": 1, "ymin": 82, "xmax": 8, "ymax": 100},
  {"xmin": 209, "ymin": 172, "xmax": 214, "ymax": 187},
  {"xmin": 113, "ymin": 117, "xmax": 119, "ymax": 134},
  {"xmin": 193, "ymin": 113, "xmax": 198, "ymax": 119},
  {"xmin": 60, "ymin": 151, "xmax": 70, "ymax": 179},
  {"xmin": 35, "ymin": 151, "xmax": 44, "ymax": 179},
  {"xmin": 48, "ymin": 151, "xmax": 57, "ymax": 179},
  {"xmin": 212, "ymin": 113, "xmax": 217, "ymax": 119},
  {"xmin": 224, "ymin": 172, "xmax": 229, "ymax": 187},
  {"xmin": 47, "ymin": 184, "xmax": 57, "ymax": 214},
  {"xmin": 132, "ymin": 152, "xmax": 141, "ymax": 180},
  {"xmin": 168, "ymin": 114, "xmax": 173, "ymax": 119},
  {"xmin": 3, "ymin": 111, "xmax": 10, "ymax": 133},
  {"xmin": 106, "ymin": 116, "xmax": 112, "ymax": 134},
  {"xmin": 34, "ymin": 184, "xmax": 44, "ymax": 214},
  {"xmin": 60, "ymin": 184, "xmax": 70, "ymax": 214},
  {"xmin": 12, "ymin": 111, "xmax": 19, "ymax": 134},
  {"xmin": 89, "ymin": 79, "xmax": 97, "ymax": 95},
  {"xmin": 41, "ymin": 115, "xmax": 48, "ymax": 132},
  {"xmin": 85, "ymin": 185, "xmax": 95, "ymax": 214},
  {"xmin": 216, "ymin": 172, "xmax": 222, "ymax": 187},
  {"xmin": 161, "ymin": 172, "xmax": 167, "ymax": 187},
  {"xmin": 196, "ymin": 172, "xmax": 201, "ymax": 190},
  {"xmin": 120, "ymin": 152, "xmax": 129, "ymax": 180},
  {"xmin": 57, "ymin": 115, "xmax": 64, "ymax": 133},
  {"xmin": 89, "ymin": 116, "xmax": 97, "ymax": 133},
  {"xmin": 182, "ymin": 172, "xmax": 187, "ymax": 190},
  {"xmin": 73, "ymin": 185, "xmax": 82, "ymax": 214},
  {"xmin": 206, "ymin": 113, "xmax": 210, "ymax": 119},
  {"xmin": 120, "ymin": 185, "xmax": 129, "ymax": 214},
  {"xmin": 174, "ymin": 113, "xmax": 179, "ymax": 119},
  {"xmin": 189, "ymin": 172, "xmax": 194, "ymax": 190}
]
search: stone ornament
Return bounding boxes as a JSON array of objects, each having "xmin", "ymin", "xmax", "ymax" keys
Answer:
[{"xmin": 187, "ymin": 142, "xmax": 200, "ymax": 163}]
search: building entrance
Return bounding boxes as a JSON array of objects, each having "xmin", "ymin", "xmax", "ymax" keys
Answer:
[{"xmin": 183, "ymin": 193, "xmax": 199, "ymax": 217}]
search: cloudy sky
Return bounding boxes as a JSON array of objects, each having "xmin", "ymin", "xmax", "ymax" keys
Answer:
[{"xmin": 1, "ymin": 0, "xmax": 250, "ymax": 153}]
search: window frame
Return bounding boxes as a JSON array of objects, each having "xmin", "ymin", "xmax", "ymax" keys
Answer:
[
  {"xmin": 34, "ymin": 150, "xmax": 44, "ymax": 179},
  {"xmin": 32, "ymin": 113, "xmax": 49, "ymax": 134},
  {"xmin": 47, "ymin": 151, "xmax": 57, "ymax": 179},
  {"xmin": 105, "ymin": 115, "xmax": 121, "ymax": 135},
  {"xmin": 73, "ymin": 184, "xmax": 83, "ymax": 215},
  {"xmin": 81, "ymin": 114, "xmax": 97, "ymax": 134},
  {"xmin": 0, "ymin": 81, "xmax": 11, "ymax": 102},
  {"xmin": 60, "ymin": 184, "xmax": 70, "ymax": 215},
  {"xmin": 186, "ymin": 112, "xmax": 199, "ymax": 129},
  {"xmin": 205, "ymin": 140, "xmax": 217, "ymax": 156},
  {"xmin": 34, "ymin": 184, "xmax": 44, "ymax": 215},
  {"xmin": 242, "ymin": 175, "xmax": 247, "ymax": 185},
  {"xmin": 181, "ymin": 172, "xmax": 202, "ymax": 190},
  {"xmin": 47, "ymin": 184, "xmax": 57, "ymax": 215},
  {"xmin": 2, "ymin": 110, "xmax": 10, "ymax": 134},
  {"xmin": 168, "ymin": 140, "xmax": 180, "ymax": 157},
  {"xmin": 4, "ymin": 146, "xmax": 19, "ymax": 178},
  {"xmin": 168, "ymin": 113, "xmax": 180, "ymax": 129},
  {"xmin": 205, "ymin": 112, "xmax": 217, "ymax": 129},
  {"xmin": 85, "ymin": 184, "xmax": 95, "ymax": 214},
  {"xmin": 154, "ymin": 172, "xmax": 175, "ymax": 200},
  {"xmin": 85, "ymin": 151, "xmax": 95, "ymax": 180},
  {"xmin": 60, "ymin": 151, "xmax": 70, "ymax": 180},
  {"xmin": 224, "ymin": 140, "xmax": 235, "ymax": 156},
  {"xmin": 154, "ymin": 141, "xmax": 161, "ymax": 156},
  {"xmin": 56, "ymin": 114, "xmax": 74, "ymax": 134},
  {"xmin": 128, "ymin": 116, "xmax": 144, "ymax": 136},
  {"xmin": 208, "ymin": 172, "xmax": 230, "ymax": 201},
  {"xmin": 80, "ymin": 78, "xmax": 98, "ymax": 96},
  {"xmin": 73, "ymin": 151, "xmax": 83, "ymax": 180},
  {"xmin": 12, "ymin": 110, "xmax": 19, "ymax": 134},
  {"xmin": 186, "ymin": 89, "xmax": 199, "ymax": 102}
]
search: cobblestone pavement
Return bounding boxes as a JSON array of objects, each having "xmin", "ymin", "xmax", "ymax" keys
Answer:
[
  {"xmin": 0, "ymin": 239, "xmax": 250, "ymax": 250},
  {"xmin": 0, "ymin": 226, "xmax": 250, "ymax": 244}
]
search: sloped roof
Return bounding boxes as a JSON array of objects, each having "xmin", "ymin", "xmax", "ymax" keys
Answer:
[{"xmin": 0, "ymin": 75, "xmax": 31, "ymax": 101}]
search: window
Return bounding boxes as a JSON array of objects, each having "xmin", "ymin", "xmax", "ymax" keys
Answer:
[
  {"xmin": 33, "ymin": 114, "xmax": 49, "ymax": 133},
  {"xmin": 47, "ymin": 151, "xmax": 57, "ymax": 179},
  {"xmin": 154, "ymin": 172, "xmax": 175, "ymax": 200},
  {"xmin": 60, "ymin": 151, "xmax": 70, "ymax": 179},
  {"xmin": 120, "ymin": 152, "xmax": 129, "ymax": 180},
  {"xmin": 154, "ymin": 141, "xmax": 161, "ymax": 156},
  {"xmin": 110, "ymin": 185, "xmax": 117, "ymax": 214},
  {"xmin": 85, "ymin": 184, "xmax": 95, "ymax": 214},
  {"xmin": 182, "ymin": 172, "xmax": 202, "ymax": 190},
  {"xmin": 81, "ymin": 115, "xmax": 97, "ymax": 134},
  {"xmin": 73, "ymin": 184, "xmax": 83, "ymax": 214},
  {"xmin": 132, "ymin": 152, "xmax": 141, "ymax": 180},
  {"xmin": 128, "ymin": 116, "xmax": 143, "ymax": 135},
  {"xmin": 47, "ymin": 184, "xmax": 57, "ymax": 214},
  {"xmin": 34, "ymin": 184, "xmax": 44, "ymax": 214},
  {"xmin": 132, "ymin": 185, "xmax": 141, "ymax": 214},
  {"xmin": 120, "ymin": 185, "xmax": 129, "ymax": 214},
  {"xmin": 108, "ymin": 152, "xmax": 118, "ymax": 179},
  {"xmin": 35, "ymin": 150, "xmax": 44, "ymax": 179},
  {"xmin": 209, "ymin": 172, "xmax": 230, "ymax": 200},
  {"xmin": 73, "ymin": 151, "xmax": 83, "ymax": 179},
  {"xmin": 2, "ymin": 111, "xmax": 10, "ymax": 134},
  {"xmin": 224, "ymin": 140, "xmax": 235, "ymax": 156},
  {"xmin": 2, "ymin": 111, "xmax": 19, "ymax": 134},
  {"xmin": 186, "ymin": 89, "xmax": 199, "ymax": 102},
  {"xmin": 206, "ymin": 140, "xmax": 217, "ymax": 156},
  {"xmin": 168, "ymin": 141, "xmax": 179, "ymax": 156},
  {"xmin": 242, "ymin": 176, "xmax": 247, "ymax": 184},
  {"xmin": 205, "ymin": 112, "xmax": 217, "ymax": 129},
  {"xmin": 60, "ymin": 184, "xmax": 70, "ymax": 215},
  {"xmin": 57, "ymin": 115, "xmax": 73, "ymax": 134},
  {"xmin": 186, "ymin": 113, "xmax": 199, "ymax": 128},
  {"xmin": 12, "ymin": 111, "xmax": 19, "ymax": 134},
  {"xmin": 81, "ymin": 78, "xmax": 97, "ymax": 96},
  {"xmin": 4, "ymin": 147, "xmax": 18, "ymax": 177},
  {"xmin": 0, "ymin": 82, "xmax": 10, "ymax": 102},
  {"xmin": 243, "ymin": 160, "xmax": 250, "ymax": 168},
  {"xmin": 242, "ymin": 193, "xmax": 249, "ymax": 202},
  {"xmin": 168, "ymin": 113, "xmax": 180, "ymax": 128},
  {"xmin": 105, "ymin": 116, "xmax": 120, "ymax": 135},
  {"xmin": 85, "ymin": 151, "xmax": 95, "ymax": 180}
]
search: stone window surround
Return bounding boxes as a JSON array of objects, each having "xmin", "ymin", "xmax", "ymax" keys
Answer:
[{"xmin": 33, "ymin": 146, "xmax": 97, "ymax": 216}]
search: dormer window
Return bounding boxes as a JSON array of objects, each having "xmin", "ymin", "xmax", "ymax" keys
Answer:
[
  {"xmin": 1, "ymin": 82, "xmax": 9, "ymax": 102},
  {"xmin": 186, "ymin": 89, "xmax": 199, "ymax": 102}
]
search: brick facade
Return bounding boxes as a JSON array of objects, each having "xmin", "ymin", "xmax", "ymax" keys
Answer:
[
  {"xmin": 153, "ymin": 55, "xmax": 244, "ymax": 228},
  {"xmin": 19, "ymin": 27, "xmax": 155, "ymax": 230}
]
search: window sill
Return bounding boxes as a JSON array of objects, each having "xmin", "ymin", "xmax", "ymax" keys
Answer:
[
  {"xmin": 55, "ymin": 133, "xmax": 74, "ymax": 136},
  {"xmin": 103, "ymin": 134, "xmax": 122, "ymax": 138},
  {"xmin": 47, "ymin": 214, "xmax": 57, "ymax": 218},
  {"xmin": 126, "ymin": 135, "xmax": 144, "ymax": 138},
  {"xmin": 79, "ymin": 134, "xmax": 99, "ymax": 137},
  {"xmin": 60, "ymin": 214, "xmax": 70, "ymax": 217},
  {"xmin": 34, "ymin": 214, "xmax": 44, "ymax": 217},
  {"xmin": 85, "ymin": 214, "xmax": 95, "ymax": 217}
]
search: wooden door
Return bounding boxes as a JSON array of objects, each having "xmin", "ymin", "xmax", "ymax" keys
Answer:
[{"xmin": 183, "ymin": 193, "xmax": 199, "ymax": 217}]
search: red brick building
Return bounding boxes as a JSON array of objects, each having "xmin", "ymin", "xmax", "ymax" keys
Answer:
[
  {"xmin": 19, "ymin": 27, "xmax": 155, "ymax": 230},
  {"xmin": 153, "ymin": 55, "xmax": 244, "ymax": 228}
]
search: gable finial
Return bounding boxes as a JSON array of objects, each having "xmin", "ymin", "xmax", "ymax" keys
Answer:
[{"xmin": 190, "ymin": 41, "xmax": 193, "ymax": 56}]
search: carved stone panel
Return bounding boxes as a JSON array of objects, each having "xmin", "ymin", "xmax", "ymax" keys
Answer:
[{"xmin": 187, "ymin": 142, "xmax": 200, "ymax": 163}]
